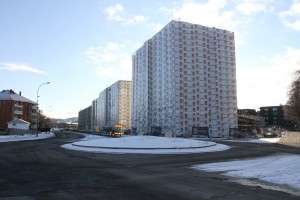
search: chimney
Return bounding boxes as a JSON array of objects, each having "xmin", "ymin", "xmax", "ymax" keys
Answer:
[{"xmin": 19, "ymin": 91, "xmax": 21, "ymax": 96}]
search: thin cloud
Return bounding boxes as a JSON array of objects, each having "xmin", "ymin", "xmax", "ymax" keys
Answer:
[
  {"xmin": 103, "ymin": 3, "xmax": 145, "ymax": 25},
  {"xmin": 270, "ymin": 47, "xmax": 300, "ymax": 76},
  {"xmin": 161, "ymin": 0, "xmax": 235, "ymax": 29},
  {"xmin": 235, "ymin": 1, "xmax": 267, "ymax": 15},
  {"xmin": 279, "ymin": 1, "xmax": 300, "ymax": 31},
  {"xmin": 237, "ymin": 47, "xmax": 300, "ymax": 109},
  {"xmin": 160, "ymin": 0, "xmax": 243, "ymax": 45},
  {"xmin": 103, "ymin": 3, "xmax": 124, "ymax": 22},
  {"xmin": 0, "ymin": 62, "xmax": 47, "ymax": 74},
  {"xmin": 127, "ymin": 15, "xmax": 145, "ymax": 24},
  {"xmin": 159, "ymin": 0, "xmax": 273, "ymax": 45},
  {"xmin": 85, "ymin": 42, "xmax": 132, "ymax": 80}
]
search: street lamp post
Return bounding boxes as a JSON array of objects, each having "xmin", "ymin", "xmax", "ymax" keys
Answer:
[{"xmin": 36, "ymin": 82, "xmax": 50, "ymax": 137}]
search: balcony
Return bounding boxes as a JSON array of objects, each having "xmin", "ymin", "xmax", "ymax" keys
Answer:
[
  {"xmin": 14, "ymin": 110, "xmax": 23, "ymax": 115},
  {"xmin": 14, "ymin": 103, "xmax": 23, "ymax": 109},
  {"xmin": 32, "ymin": 105, "xmax": 38, "ymax": 109}
]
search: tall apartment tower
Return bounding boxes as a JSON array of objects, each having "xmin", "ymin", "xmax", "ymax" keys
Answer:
[
  {"xmin": 91, "ymin": 99, "xmax": 98, "ymax": 131},
  {"xmin": 132, "ymin": 20, "xmax": 237, "ymax": 137},
  {"xmin": 97, "ymin": 80, "xmax": 132, "ymax": 129}
]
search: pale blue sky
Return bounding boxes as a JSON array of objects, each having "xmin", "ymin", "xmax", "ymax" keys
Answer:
[{"xmin": 1, "ymin": 0, "xmax": 300, "ymax": 119}]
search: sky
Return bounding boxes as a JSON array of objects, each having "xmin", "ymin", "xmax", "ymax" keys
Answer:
[{"xmin": 1, "ymin": 0, "xmax": 300, "ymax": 119}]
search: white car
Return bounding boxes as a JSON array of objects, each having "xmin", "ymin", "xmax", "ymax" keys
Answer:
[{"xmin": 50, "ymin": 128, "xmax": 64, "ymax": 132}]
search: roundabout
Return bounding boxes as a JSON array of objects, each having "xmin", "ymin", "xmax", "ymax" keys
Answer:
[{"xmin": 62, "ymin": 135, "xmax": 230, "ymax": 154}]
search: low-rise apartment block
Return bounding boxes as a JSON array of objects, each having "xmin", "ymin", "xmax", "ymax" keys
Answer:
[
  {"xmin": 259, "ymin": 105, "xmax": 297, "ymax": 129},
  {"xmin": 0, "ymin": 89, "xmax": 37, "ymax": 130}
]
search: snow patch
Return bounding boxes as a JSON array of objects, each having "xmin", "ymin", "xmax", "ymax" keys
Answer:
[
  {"xmin": 192, "ymin": 154, "xmax": 300, "ymax": 191},
  {"xmin": 225, "ymin": 137, "xmax": 281, "ymax": 143},
  {"xmin": 0, "ymin": 132, "xmax": 55, "ymax": 142},
  {"xmin": 62, "ymin": 135, "xmax": 230, "ymax": 154}
]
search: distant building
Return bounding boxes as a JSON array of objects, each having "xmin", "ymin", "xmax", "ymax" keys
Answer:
[
  {"xmin": 97, "ymin": 80, "xmax": 132, "ymax": 130},
  {"xmin": 78, "ymin": 106, "xmax": 92, "ymax": 131},
  {"xmin": 260, "ymin": 106, "xmax": 284, "ymax": 127},
  {"xmin": 238, "ymin": 109, "xmax": 257, "ymax": 116},
  {"xmin": 91, "ymin": 99, "xmax": 98, "ymax": 131},
  {"xmin": 132, "ymin": 20, "xmax": 237, "ymax": 137},
  {"xmin": 0, "ymin": 89, "xmax": 37, "ymax": 130},
  {"xmin": 237, "ymin": 109, "xmax": 265, "ymax": 135},
  {"xmin": 259, "ymin": 105, "xmax": 297, "ymax": 129},
  {"xmin": 51, "ymin": 121, "xmax": 78, "ymax": 131}
]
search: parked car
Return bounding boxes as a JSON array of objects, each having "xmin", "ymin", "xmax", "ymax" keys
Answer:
[
  {"xmin": 50, "ymin": 128, "xmax": 64, "ymax": 132},
  {"xmin": 264, "ymin": 132, "xmax": 280, "ymax": 138}
]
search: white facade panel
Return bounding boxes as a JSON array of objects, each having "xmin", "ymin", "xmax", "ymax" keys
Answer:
[{"xmin": 132, "ymin": 20, "xmax": 238, "ymax": 137}]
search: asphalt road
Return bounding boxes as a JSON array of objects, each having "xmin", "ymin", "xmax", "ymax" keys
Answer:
[{"xmin": 1, "ymin": 132, "xmax": 300, "ymax": 200}]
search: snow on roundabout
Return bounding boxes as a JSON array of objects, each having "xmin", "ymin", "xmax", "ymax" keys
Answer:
[{"xmin": 62, "ymin": 135, "xmax": 230, "ymax": 154}]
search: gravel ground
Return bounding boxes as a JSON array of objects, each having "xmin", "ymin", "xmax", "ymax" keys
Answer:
[{"xmin": 278, "ymin": 132, "xmax": 300, "ymax": 147}]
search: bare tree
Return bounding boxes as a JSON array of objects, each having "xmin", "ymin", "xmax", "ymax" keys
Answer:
[
  {"xmin": 286, "ymin": 70, "xmax": 300, "ymax": 130},
  {"xmin": 38, "ymin": 113, "xmax": 52, "ymax": 131}
]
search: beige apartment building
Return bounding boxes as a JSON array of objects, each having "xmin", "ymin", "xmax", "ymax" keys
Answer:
[{"xmin": 97, "ymin": 80, "xmax": 132, "ymax": 130}]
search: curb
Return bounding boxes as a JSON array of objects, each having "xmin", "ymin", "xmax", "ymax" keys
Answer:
[{"xmin": 71, "ymin": 143, "xmax": 217, "ymax": 150}]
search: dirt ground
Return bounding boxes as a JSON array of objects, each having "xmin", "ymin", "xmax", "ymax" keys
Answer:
[{"xmin": 278, "ymin": 131, "xmax": 300, "ymax": 147}]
